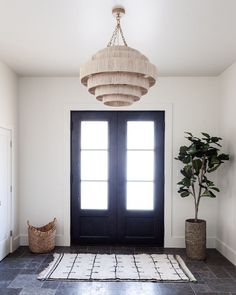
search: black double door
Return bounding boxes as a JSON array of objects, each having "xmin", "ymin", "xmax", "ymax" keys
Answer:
[{"xmin": 71, "ymin": 111, "xmax": 164, "ymax": 245}]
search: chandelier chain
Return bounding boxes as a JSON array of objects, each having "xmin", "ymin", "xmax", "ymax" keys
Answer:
[{"xmin": 107, "ymin": 13, "xmax": 128, "ymax": 47}]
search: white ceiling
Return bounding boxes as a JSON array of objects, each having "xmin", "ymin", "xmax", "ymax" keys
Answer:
[{"xmin": 0, "ymin": 0, "xmax": 235, "ymax": 76}]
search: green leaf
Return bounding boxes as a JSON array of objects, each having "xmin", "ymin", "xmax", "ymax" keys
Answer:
[
  {"xmin": 184, "ymin": 132, "xmax": 193, "ymax": 137},
  {"xmin": 202, "ymin": 190, "xmax": 212, "ymax": 197},
  {"xmin": 185, "ymin": 165, "xmax": 193, "ymax": 178},
  {"xmin": 179, "ymin": 177, "xmax": 191, "ymax": 187},
  {"xmin": 209, "ymin": 190, "xmax": 216, "ymax": 198},
  {"xmin": 176, "ymin": 145, "xmax": 192, "ymax": 164},
  {"xmin": 180, "ymin": 166, "xmax": 192, "ymax": 179},
  {"xmin": 202, "ymin": 189, "xmax": 217, "ymax": 198},
  {"xmin": 210, "ymin": 155, "xmax": 220, "ymax": 165},
  {"xmin": 191, "ymin": 176, "xmax": 197, "ymax": 182},
  {"xmin": 180, "ymin": 191, "xmax": 190, "ymax": 197},
  {"xmin": 206, "ymin": 180, "xmax": 215, "ymax": 187},
  {"xmin": 211, "ymin": 136, "xmax": 222, "ymax": 143},
  {"xmin": 199, "ymin": 184, "xmax": 207, "ymax": 189},
  {"xmin": 179, "ymin": 146, "xmax": 188, "ymax": 154},
  {"xmin": 201, "ymin": 132, "xmax": 210, "ymax": 138},
  {"xmin": 207, "ymin": 163, "xmax": 221, "ymax": 173},
  {"xmin": 206, "ymin": 148, "xmax": 218, "ymax": 158},
  {"xmin": 211, "ymin": 187, "xmax": 220, "ymax": 192},
  {"xmin": 177, "ymin": 180, "xmax": 184, "ymax": 185},
  {"xmin": 182, "ymin": 155, "xmax": 191, "ymax": 164},
  {"xmin": 187, "ymin": 137, "xmax": 201, "ymax": 144},
  {"xmin": 218, "ymin": 153, "xmax": 229, "ymax": 161},
  {"xmin": 192, "ymin": 159, "xmax": 202, "ymax": 175},
  {"xmin": 188, "ymin": 145, "xmax": 198, "ymax": 155}
]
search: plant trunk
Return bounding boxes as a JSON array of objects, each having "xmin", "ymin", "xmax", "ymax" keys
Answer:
[
  {"xmin": 194, "ymin": 200, "xmax": 198, "ymax": 222},
  {"xmin": 194, "ymin": 156, "xmax": 206, "ymax": 222}
]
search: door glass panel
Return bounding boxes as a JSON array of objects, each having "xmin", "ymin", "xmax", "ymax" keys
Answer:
[
  {"xmin": 127, "ymin": 151, "xmax": 154, "ymax": 181},
  {"xmin": 81, "ymin": 181, "xmax": 108, "ymax": 210},
  {"xmin": 126, "ymin": 121, "xmax": 155, "ymax": 211},
  {"xmin": 80, "ymin": 120, "xmax": 108, "ymax": 210},
  {"xmin": 81, "ymin": 151, "xmax": 108, "ymax": 180},
  {"xmin": 127, "ymin": 121, "xmax": 154, "ymax": 149},
  {"xmin": 81, "ymin": 121, "xmax": 108, "ymax": 149},
  {"xmin": 126, "ymin": 182, "xmax": 154, "ymax": 210}
]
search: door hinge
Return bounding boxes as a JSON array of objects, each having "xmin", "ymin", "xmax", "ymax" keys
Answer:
[
  {"xmin": 10, "ymin": 230, "xmax": 13, "ymax": 237},
  {"xmin": 10, "ymin": 185, "xmax": 12, "ymax": 193},
  {"xmin": 10, "ymin": 140, "xmax": 12, "ymax": 148}
]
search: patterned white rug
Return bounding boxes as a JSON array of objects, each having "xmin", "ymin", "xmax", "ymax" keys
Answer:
[{"xmin": 38, "ymin": 253, "xmax": 196, "ymax": 282}]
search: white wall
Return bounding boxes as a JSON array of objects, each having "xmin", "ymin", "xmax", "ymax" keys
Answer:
[
  {"xmin": 0, "ymin": 61, "xmax": 19, "ymax": 251},
  {"xmin": 217, "ymin": 61, "xmax": 236, "ymax": 265},
  {"xmin": 19, "ymin": 76, "xmax": 219, "ymax": 247}
]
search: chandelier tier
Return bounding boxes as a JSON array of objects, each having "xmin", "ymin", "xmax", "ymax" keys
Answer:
[{"xmin": 80, "ymin": 6, "xmax": 157, "ymax": 107}]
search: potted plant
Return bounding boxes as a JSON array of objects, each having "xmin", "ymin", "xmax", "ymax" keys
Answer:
[{"xmin": 176, "ymin": 132, "xmax": 229, "ymax": 260}]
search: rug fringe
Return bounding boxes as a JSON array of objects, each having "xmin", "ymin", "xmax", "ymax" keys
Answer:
[
  {"xmin": 38, "ymin": 253, "xmax": 60, "ymax": 280},
  {"xmin": 175, "ymin": 255, "xmax": 197, "ymax": 282}
]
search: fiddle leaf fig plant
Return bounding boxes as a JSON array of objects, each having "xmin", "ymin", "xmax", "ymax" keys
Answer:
[{"xmin": 176, "ymin": 132, "xmax": 229, "ymax": 222}]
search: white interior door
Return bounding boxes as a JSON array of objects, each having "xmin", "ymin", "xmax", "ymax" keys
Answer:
[{"xmin": 0, "ymin": 128, "xmax": 11, "ymax": 261}]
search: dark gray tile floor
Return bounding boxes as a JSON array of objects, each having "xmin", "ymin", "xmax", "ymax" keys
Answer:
[{"xmin": 0, "ymin": 246, "xmax": 236, "ymax": 294}]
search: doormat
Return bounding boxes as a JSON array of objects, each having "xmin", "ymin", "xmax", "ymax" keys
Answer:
[{"xmin": 38, "ymin": 253, "xmax": 196, "ymax": 282}]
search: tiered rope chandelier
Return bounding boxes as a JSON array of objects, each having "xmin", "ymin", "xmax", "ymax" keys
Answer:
[{"xmin": 80, "ymin": 6, "xmax": 157, "ymax": 106}]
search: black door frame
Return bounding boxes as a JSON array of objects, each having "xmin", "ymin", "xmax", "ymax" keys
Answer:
[
  {"xmin": 71, "ymin": 111, "xmax": 165, "ymax": 245},
  {"xmin": 71, "ymin": 111, "xmax": 116, "ymax": 244},
  {"xmin": 117, "ymin": 112, "xmax": 165, "ymax": 245}
]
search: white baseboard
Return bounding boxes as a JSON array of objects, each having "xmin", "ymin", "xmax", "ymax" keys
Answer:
[
  {"xmin": 11, "ymin": 235, "xmax": 20, "ymax": 252},
  {"xmin": 165, "ymin": 236, "xmax": 216, "ymax": 248},
  {"xmin": 19, "ymin": 234, "xmax": 216, "ymax": 249},
  {"xmin": 19, "ymin": 234, "xmax": 65, "ymax": 247},
  {"xmin": 216, "ymin": 238, "xmax": 236, "ymax": 266}
]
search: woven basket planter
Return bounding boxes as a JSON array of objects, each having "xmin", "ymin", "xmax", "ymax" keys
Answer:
[
  {"xmin": 27, "ymin": 218, "xmax": 57, "ymax": 253},
  {"xmin": 185, "ymin": 219, "xmax": 206, "ymax": 260}
]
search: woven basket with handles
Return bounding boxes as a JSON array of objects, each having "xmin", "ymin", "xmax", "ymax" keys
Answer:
[{"xmin": 27, "ymin": 218, "xmax": 57, "ymax": 253}]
